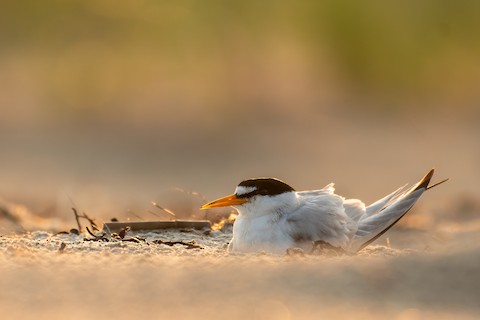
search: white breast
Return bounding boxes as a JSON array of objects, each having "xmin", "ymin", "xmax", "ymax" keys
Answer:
[
  {"xmin": 228, "ymin": 192, "xmax": 299, "ymax": 254},
  {"xmin": 228, "ymin": 213, "xmax": 294, "ymax": 254}
]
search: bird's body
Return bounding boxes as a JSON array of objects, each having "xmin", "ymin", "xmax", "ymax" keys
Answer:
[{"xmin": 201, "ymin": 169, "xmax": 446, "ymax": 254}]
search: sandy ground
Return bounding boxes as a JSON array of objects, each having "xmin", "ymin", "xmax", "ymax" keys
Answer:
[
  {"xmin": 0, "ymin": 115, "xmax": 478, "ymax": 320},
  {"xmin": 1, "ymin": 222, "xmax": 479, "ymax": 320}
]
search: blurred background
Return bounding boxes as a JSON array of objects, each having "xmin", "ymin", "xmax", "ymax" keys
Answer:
[{"xmin": 0, "ymin": 0, "xmax": 479, "ymax": 227}]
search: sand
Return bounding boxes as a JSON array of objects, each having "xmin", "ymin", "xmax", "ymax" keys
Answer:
[{"xmin": 1, "ymin": 225, "xmax": 479, "ymax": 320}]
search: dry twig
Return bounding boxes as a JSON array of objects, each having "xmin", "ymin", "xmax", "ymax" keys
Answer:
[
  {"xmin": 72, "ymin": 208, "xmax": 98, "ymax": 232},
  {"xmin": 72, "ymin": 207, "xmax": 82, "ymax": 231},
  {"xmin": 151, "ymin": 202, "xmax": 176, "ymax": 218},
  {"xmin": 121, "ymin": 236, "xmax": 147, "ymax": 244},
  {"xmin": 84, "ymin": 227, "xmax": 109, "ymax": 242},
  {"xmin": 153, "ymin": 239, "xmax": 203, "ymax": 249}
]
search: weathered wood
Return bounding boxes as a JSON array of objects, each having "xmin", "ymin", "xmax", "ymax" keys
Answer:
[{"xmin": 103, "ymin": 220, "xmax": 211, "ymax": 232}]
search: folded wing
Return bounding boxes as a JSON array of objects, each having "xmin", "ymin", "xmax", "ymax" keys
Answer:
[{"xmin": 347, "ymin": 169, "xmax": 435, "ymax": 253}]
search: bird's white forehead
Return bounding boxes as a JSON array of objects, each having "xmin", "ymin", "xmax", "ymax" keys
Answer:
[{"xmin": 235, "ymin": 186, "xmax": 257, "ymax": 196}]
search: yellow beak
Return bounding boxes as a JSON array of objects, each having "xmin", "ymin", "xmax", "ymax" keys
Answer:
[{"xmin": 201, "ymin": 194, "xmax": 247, "ymax": 209}]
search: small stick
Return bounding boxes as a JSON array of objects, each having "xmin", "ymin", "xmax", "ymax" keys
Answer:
[
  {"xmin": 72, "ymin": 207, "xmax": 98, "ymax": 232},
  {"xmin": 153, "ymin": 239, "xmax": 203, "ymax": 249},
  {"xmin": 86, "ymin": 226, "xmax": 96, "ymax": 237},
  {"xmin": 82, "ymin": 211, "xmax": 98, "ymax": 230},
  {"xmin": 72, "ymin": 208, "xmax": 82, "ymax": 232},
  {"xmin": 151, "ymin": 202, "xmax": 176, "ymax": 217},
  {"xmin": 85, "ymin": 227, "xmax": 109, "ymax": 242}
]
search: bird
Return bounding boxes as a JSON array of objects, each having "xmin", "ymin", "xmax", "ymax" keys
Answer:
[{"xmin": 201, "ymin": 169, "xmax": 447, "ymax": 255}]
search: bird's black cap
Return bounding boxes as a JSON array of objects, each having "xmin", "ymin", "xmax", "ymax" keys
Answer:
[{"xmin": 236, "ymin": 178, "xmax": 295, "ymax": 198}]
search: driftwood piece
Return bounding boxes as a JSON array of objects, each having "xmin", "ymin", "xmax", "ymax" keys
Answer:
[{"xmin": 103, "ymin": 220, "xmax": 211, "ymax": 232}]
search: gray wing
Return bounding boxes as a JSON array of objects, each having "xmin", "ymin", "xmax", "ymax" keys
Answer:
[
  {"xmin": 364, "ymin": 184, "xmax": 408, "ymax": 217},
  {"xmin": 347, "ymin": 169, "xmax": 435, "ymax": 253},
  {"xmin": 286, "ymin": 185, "xmax": 360, "ymax": 248}
]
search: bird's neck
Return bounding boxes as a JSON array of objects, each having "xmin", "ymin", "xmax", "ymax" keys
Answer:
[{"xmin": 234, "ymin": 192, "xmax": 299, "ymax": 219}]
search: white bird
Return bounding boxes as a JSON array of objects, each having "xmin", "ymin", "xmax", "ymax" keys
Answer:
[{"xmin": 201, "ymin": 169, "xmax": 447, "ymax": 254}]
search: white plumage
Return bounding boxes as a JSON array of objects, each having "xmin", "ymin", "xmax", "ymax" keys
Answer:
[{"xmin": 202, "ymin": 169, "xmax": 444, "ymax": 255}]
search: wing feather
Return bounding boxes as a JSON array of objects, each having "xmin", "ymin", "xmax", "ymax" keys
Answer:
[
  {"xmin": 286, "ymin": 190, "xmax": 358, "ymax": 248},
  {"xmin": 348, "ymin": 169, "xmax": 435, "ymax": 252}
]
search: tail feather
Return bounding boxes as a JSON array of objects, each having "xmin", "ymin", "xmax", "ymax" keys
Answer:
[
  {"xmin": 348, "ymin": 169, "xmax": 436, "ymax": 253},
  {"xmin": 364, "ymin": 184, "xmax": 407, "ymax": 218}
]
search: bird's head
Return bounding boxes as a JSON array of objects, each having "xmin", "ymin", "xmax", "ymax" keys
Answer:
[{"xmin": 201, "ymin": 178, "xmax": 298, "ymax": 216}]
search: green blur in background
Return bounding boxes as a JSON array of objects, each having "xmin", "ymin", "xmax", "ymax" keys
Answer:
[{"xmin": 1, "ymin": 0, "xmax": 479, "ymax": 125}]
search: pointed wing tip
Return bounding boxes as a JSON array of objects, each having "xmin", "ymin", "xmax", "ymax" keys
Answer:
[{"xmin": 414, "ymin": 168, "xmax": 435, "ymax": 191}]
